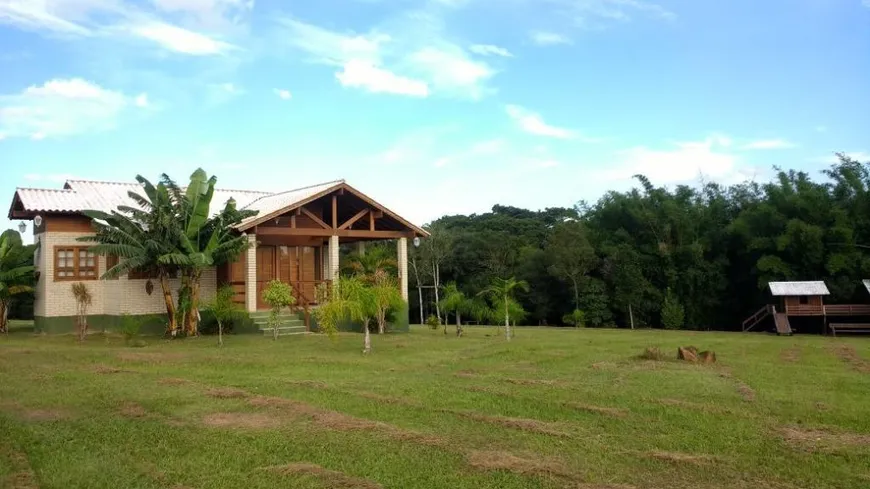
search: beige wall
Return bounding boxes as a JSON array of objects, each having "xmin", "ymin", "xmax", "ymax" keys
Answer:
[{"xmin": 35, "ymin": 230, "xmax": 217, "ymax": 317}]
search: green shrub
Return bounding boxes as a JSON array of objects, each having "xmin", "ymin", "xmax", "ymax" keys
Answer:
[
  {"xmin": 119, "ymin": 314, "xmax": 143, "ymax": 343},
  {"xmin": 426, "ymin": 314, "xmax": 441, "ymax": 330},
  {"xmin": 562, "ymin": 309, "xmax": 586, "ymax": 327},
  {"xmin": 199, "ymin": 309, "xmax": 250, "ymax": 335},
  {"xmin": 661, "ymin": 288, "xmax": 685, "ymax": 330},
  {"xmin": 263, "ymin": 280, "xmax": 296, "ymax": 340}
]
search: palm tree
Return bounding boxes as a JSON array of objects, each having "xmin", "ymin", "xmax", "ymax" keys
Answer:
[
  {"xmin": 479, "ymin": 277, "xmax": 529, "ymax": 341},
  {"xmin": 441, "ymin": 282, "xmax": 472, "ymax": 337},
  {"xmin": 0, "ymin": 235, "xmax": 35, "ymax": 334},
  {"xmin": 82, "ymin": 175, "xmax": 183, "ymax": 335},
  {"xmin": 342, "ymin": 244, "xmax": 397, "ymax": 283}
]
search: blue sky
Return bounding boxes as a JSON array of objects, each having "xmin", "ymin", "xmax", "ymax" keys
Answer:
[{"xmin": 1, "ymin": 0, "xmax": 869, "ymax": 232}]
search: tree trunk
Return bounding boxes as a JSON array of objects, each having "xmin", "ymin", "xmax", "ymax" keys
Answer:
[
  {"xmin": 572, "ymin": 277, "xmax": 579, "ymax": 310},
  {"xmin": 218, "ymin": 319, "xmax": 223, "ymax": 347},
  {"xmin": 160, "ymin": 274, "xmax": 178, "ymax": 336},
  {"xmin": 186, "ymin": 271, "xmax": 202, "ymax": 336},
  {"xmin": 456, "ymin": 311, "xmax": 462, "ymax": 337},
  {"xmin": 363, "ymin": 322, "xmax": 372, "ymax": 354},
  {"xmin": 410, "ymin": 259, "xmax": 424, "ymax": 325},
  {"xmin": 504, "ymin": 298, "xmax": 511, "ymax": 341},
  {"xmin": 377, "ymin": 309, "xmax": 386, "ymax": 334},
  {"xmin": 0, "ymin": 300, "xmax": 8, "ymax": 335},
  {"xmin": 443, "ymin": 313, "xmax": 448, "ymax": 335},
  {"xmin": 433, "ymin": 261, "xmax": 442, "ymax": 324}
]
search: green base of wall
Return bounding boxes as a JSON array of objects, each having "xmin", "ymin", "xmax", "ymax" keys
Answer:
[{"xmin": 34, "ymin": 313, "xmax": 259, "ymax": 335}]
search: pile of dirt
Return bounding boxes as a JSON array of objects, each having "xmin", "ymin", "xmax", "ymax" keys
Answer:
[{"xmin": 676, "ymin": 346, "xmax": 717, "ymax": 364}]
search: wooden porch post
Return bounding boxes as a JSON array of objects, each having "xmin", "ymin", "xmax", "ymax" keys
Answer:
[
  {"xmin": 397, "ymin": 237, "xmax": 409, "ymax": 301},
  {"xmin": 245, "ymin": 233, "xmax": 257, "ymax": 312}
]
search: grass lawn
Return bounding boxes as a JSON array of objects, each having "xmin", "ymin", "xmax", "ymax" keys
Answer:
[{"xmin": 1, "ymin": 325, "xmax": 869, "ymax": 489}]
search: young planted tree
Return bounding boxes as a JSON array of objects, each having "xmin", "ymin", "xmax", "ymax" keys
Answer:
[
  {"xmin": 479, "ymin": 277, "xmax": 529, "ymax": 341},
  {"xmin": 0, "ymin": 234, "xmax": 35, "ymax": 335},
  {"xmin": 661, "ymin": 288, "xmax": 685, "ymax": 330},
  {"xmin": 205, "ymin": 285, "xmax": 240, "ymax": 347},
  {"xmin": 315, "ymin": 277, "xmax": 374, "ymax": 352},
  {"xmin": 441, "ymin": 282, "xmax": 472, "ymax": 337},
  {"xmin": 262, "ymin": 280, "xmax": 296, "ymax": 340},
  {"xmin": 408, "ymin": 243, "xmax": 428, "ymax": 325},
  {"xmin": 71, "ymin": 282, "xmax": 93, "ymax": 341},
  {"xmin": 546, "ymin": 221, "xmax": 596, "ymax": 310},
  {"xmin": 371, "ymin": 274, "xmax": 404, "ymax": 335}
]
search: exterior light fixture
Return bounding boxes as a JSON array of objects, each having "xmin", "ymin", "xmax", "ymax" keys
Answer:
[
  {"xmin": 413, "ymin": 237, "xmax": 421, "ymax": 248},
  {"xmin": 18, "ymin": 222, "xmax": 26, "ymax": 234},
  {"xmin": 33, "ymin": 215, "xmax": 43, "ymax": 227}
]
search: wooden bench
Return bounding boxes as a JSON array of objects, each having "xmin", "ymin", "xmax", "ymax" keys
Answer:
[{"xmin": 829, "ymin": 323, "xmax": 870, "ymax": 337}]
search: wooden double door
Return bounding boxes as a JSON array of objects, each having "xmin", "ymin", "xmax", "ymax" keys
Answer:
[{"xmin": 256, "ymin": 245, "xmax": 318, "ymax": 310}]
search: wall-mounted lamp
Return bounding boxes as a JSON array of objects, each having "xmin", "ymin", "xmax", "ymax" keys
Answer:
[{"xmin": 18, "ymin": 222, "xmax": 26, "ymax": 234}]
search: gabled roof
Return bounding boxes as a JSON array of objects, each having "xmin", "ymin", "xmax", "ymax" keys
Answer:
[
  {"xmin": 769, "ymin": 281, "xmax": 830, "ymax": 296},
  {"xmin": 862, "ymin": 280, "xmax": 870, "ymax": 294},
  {"xmin": 8, "ymin": 178, "xmax": 429, "ymax": 237}
]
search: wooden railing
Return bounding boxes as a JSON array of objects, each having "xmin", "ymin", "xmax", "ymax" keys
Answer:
[
  {"xmin": 824, "ymin": 304, "xmax": 870, "ymax": 316},
  {"xmin": 288, "ymin": 280, "xmax": 331, "ymax": 332},
  {"xmin": 743, "ymin": 304, "xmax": 774, "ymax": 332},
  {"xmin": 783, "ymin": 305, "xmax": 825, "ymax": 316}
]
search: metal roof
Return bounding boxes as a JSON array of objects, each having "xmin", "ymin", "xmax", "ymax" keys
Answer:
[
  {"xmin": 9, "ymin": 178, "xmax": 428, "ymax": 236},
  {"xmin": 768, "ymin": 281, "xmax": 830, "ymax": 296},
  {"xmin": 862, "ymin": 280, "xmax": 870, "ymax": 294}
]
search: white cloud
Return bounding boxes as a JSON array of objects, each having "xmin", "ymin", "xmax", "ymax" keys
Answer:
[
  {"xmin": 0, "ymin": 0, "xmax": 242, "ymax": 56},
  {"xmin": 206, "ymin": 82, "xmax": 245, "ymax": 104},
  {"xmin": 127, "ymin": 21, "xmax": 235, "ymax": 55},
  {"xmin": 435, "ymin": 138, "xmax": 506, "ymax": 167},
  {"xmin": 274, "ymin": 88, "xmax": 292, "ymax": 100},
  {"xmin": 469, "ymin": 44, "xmax": 513, "ymax": 57},
  {"xmin": 599, "ymin": 137, "xmax": 754, "ymax": 186},
  {"xmin": 276, "ymin": 18, "xmax": 387, "ymax": 67},
  {"xmin": 505, "ymin": 105, "xmax": 577, "ymax": 139},
  {"xmin": 336, "ymin": 60, "xmax": 430, "ymax": 97},
  {"xmin": 741, "ymin": 139, "xmax": 796, "ymax": 150},
  {"xmin": 278, "ymin": 16, "xmax": 496, "ymax": 99},
  {"xmin": 149, "ymin": 0, "xmax": 254, "ymax": 30},
  {"xmin": 0, "ymin": 78, "xmax": 141, "ymax": 139},
  {"xmin": 529, "ymin": 31, "xmax": 572, "ymax": 46},
  {"xmin": 134, "ymin": 93, "xmax": 149, "ymax": 107}
]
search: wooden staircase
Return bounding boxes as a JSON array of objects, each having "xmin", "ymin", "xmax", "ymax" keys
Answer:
[{"xmin": 742, "ymin": 305, "xmax": 774, "ymax": 332}]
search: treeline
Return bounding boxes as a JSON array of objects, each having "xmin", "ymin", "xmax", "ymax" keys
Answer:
[{"xmin": 410, "ymin": 154, "xmax": 870, "ymax": 330}]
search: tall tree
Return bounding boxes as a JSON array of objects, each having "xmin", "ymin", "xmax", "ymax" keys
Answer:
[
  {"xmin": 546, "ymin": 221, "xmax": 596, "ymax": 310},
  {"xmin": 421, "ymin": 223, "xmax": 453, "ymax": 324}
]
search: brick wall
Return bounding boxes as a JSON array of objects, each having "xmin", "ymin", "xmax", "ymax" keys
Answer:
[{"xmin": 35, "ymin": 230, "xmax": 217, "ymax": 318}]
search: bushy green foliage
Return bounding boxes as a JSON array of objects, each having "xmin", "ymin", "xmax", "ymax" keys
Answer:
[
  {"xmin": 263, "ymin": 280, "xmax": 295, "ymax": 340},
  {"xmin": 661, "ymin": 288, "xmax": 685, "ymax": 330},
  {"xmin": 203, "ymin": 286, "xmax": 246, "ymax": 344},
  {"xmin": 0, "ymin": 231, "xmax": 35, "ymax": 333},
  {"xmin": 314, "ymin": 277, "xmax": 366, "ymax": 339},
  {"xmin": 425, "ymin": 314, "xmax": 441, "ymax": 330},
  {"xmin": 119, "ymin": 314, "xmax": 143, "ymax": 342},
  {"xmin": 562, "ymin": 309, "xmax": 585, "ymax": 327}
]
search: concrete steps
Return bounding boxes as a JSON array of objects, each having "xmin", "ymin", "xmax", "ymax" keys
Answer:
[{"xmin": 249, "ymin": 311, "xmax": 308, "ymax": 336}]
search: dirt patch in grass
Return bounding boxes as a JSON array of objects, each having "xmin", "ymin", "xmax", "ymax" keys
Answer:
[
  {"xmin": 780, "ymin": 426, "xmax": 870, "ymax": 453},
  {"xmin": 202, "ymin": 412, "xmax": 282, "ymax": 429},
  {"xmin": 828, "ymin": 344, "xmax": 870, "ymax": 373},
  {"xmin": 93, "ymin": 364, "xmax": 133, "ymax": 374},
  {"xmin": 159, "ymin": 377, "xmax": 195, "ymax": 386},
  {"xmin": 505, "ymin": 378, "xmax": 561, "ymax": 387},
  {"xmin": 736, "ymin": 382, "xmax": 756, "ymax": 402},
  {"xmin": 457, "ymin": 412, "xmax": 571, "ymax": 438},
  {"xmin": 591, "ymin": 361, "xmax": 618, "ymax": 370},
  {"xmin": 286, "ymin": 380, "xmax": 329, "ymax": 389},
  {"xmin": 780, "ymin": 346, "xmax": 801, "ymax": 363},
  {"xmin": 644, "ymin": 450, "xmax": 719, "ymax": 465},
  {"xmin": 454, "ymin": 370, "xmax": 478, "ymax": 379},
  {"xmin": 657, "ymin": 398, "xmax": 736, "ymax": 416},
  {"xmin": 206, "ymin": 387, "xmax": 248, "ymax": 399},
  {"xmin": 351, "ymin": 391, "xmax": 419, "ymax": 407},
  {"xmin": 567, "ymin": 402, "xmax": 629, "ymax": 418},
  {"xmin": 119, "ymin": 402, "xmax": 148, "ymax": 418},
  {"xmin": 263, "ymin": 463, "xmax": 383, "ymax": 489},
  {"xmin": 467, "ymin": 450, "xmax": 579, "ymax": 482},
  {"xmin": 20, "ymin": 408, "xmax": 69, "ymax": 422},
  {"xmin": 117, "ymin": 351, "xmax": 186, "ymax": 364},
  {"xmin": 1, "ymin": 446, "xmax": 38, "ymax": 489}
]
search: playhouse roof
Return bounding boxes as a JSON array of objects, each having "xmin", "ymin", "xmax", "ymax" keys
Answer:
[{"xmin": 768, "ymin": 281, "xmax": 830, "ymax": 297}]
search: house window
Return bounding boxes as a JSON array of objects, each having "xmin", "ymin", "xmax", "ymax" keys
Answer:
[
  {"xmin": 799, "ymin": 296, "xmax": 809, "ymax": 305},
  {"xmin": 129, "ymin": 267, "xmax": 159, "ymax": 280},
  {"xmin": 54, "ymin": 247, "xmax": 97, "ymax": 281},
  {"xmin": 106, "ymin": 255, "xmax": 120, "ymax": 280}
]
